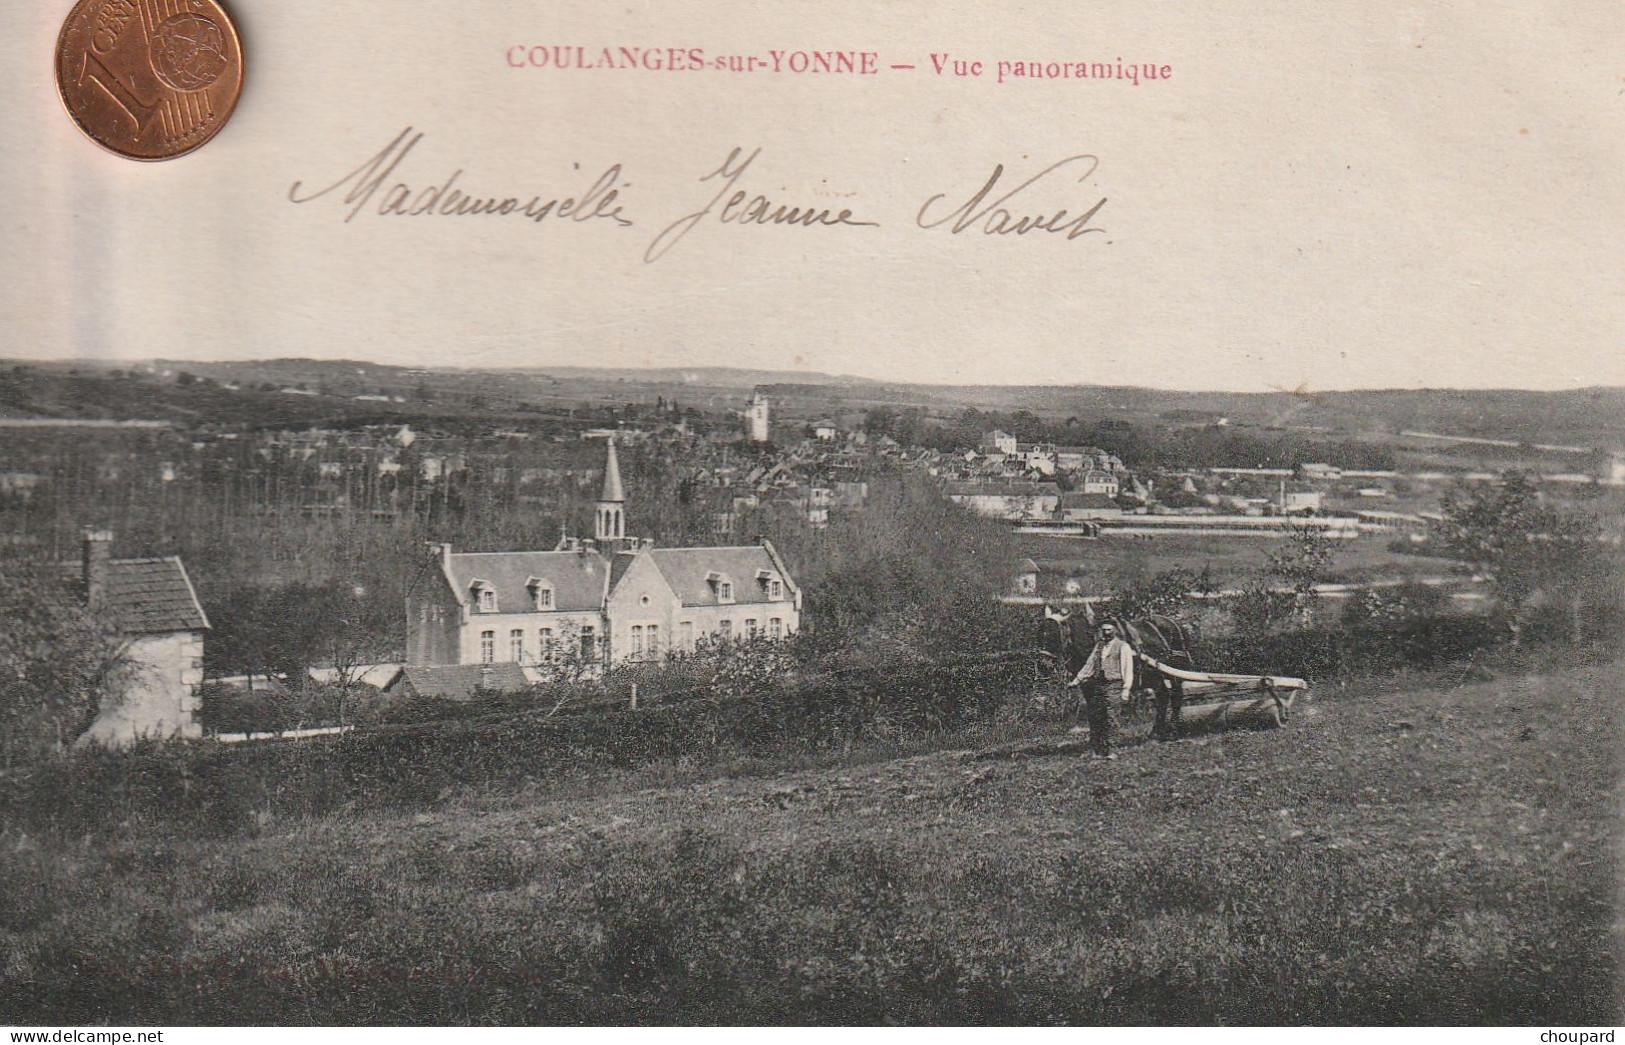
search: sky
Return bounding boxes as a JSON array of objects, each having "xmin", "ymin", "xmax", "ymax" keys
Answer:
[{"xmin": 1, "ymin": 1, "xmax": 1620, "ymax": 391}]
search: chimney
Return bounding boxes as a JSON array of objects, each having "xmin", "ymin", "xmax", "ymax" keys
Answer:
[
  {"xmin": 428, "ymin": 542, "xmax": 452, "ymax": 569},
  {"xmin": 82, "ymin": 530, "xmax": 113, "ymax": 609}
]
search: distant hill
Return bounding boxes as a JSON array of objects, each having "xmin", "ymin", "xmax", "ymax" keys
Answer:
[
  {"xmin": 4, "ymin": 359, "xmax": 1620, "ymax": 451},
  {"xmin": 498, "ymin": 365, "xmax": 881, "ymax": 388}
]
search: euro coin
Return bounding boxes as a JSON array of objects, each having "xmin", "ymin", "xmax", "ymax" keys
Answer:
[{"xmin": 55, "ymin": 0, "xmax": 244, "ymax": 161}]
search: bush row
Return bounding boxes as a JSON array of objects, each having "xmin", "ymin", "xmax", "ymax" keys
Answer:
[
  {"xmin": 1, "ymin": 656, "xmax": 1033, "ymax": 839},
  {"xmin": 1204, "ymin": 613, "xmax": 1509, "ymax": 681}
]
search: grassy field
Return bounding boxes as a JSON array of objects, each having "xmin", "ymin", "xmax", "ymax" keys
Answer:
[{"xmin": 1, "ymin": 659, "xmax": 1619, "ymax": 1025}]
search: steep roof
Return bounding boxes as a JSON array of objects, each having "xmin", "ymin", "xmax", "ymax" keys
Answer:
[
  {"xmin": 608, "ymin": 551, "xmax": 638, "ymax": 592},
  {"xmin": 104, "ymin": 558, "xmax": 209, "ymax": 634},
  {"xmin": 444, "ymin": 550, "xmax": 608, "ymax": 612},
  {"xmin": 599, "ymin": 439, "xmax": 626, "ymax": 502},
  {"xmin": 388, "ymin": 663, "xmax": 528, "ymax": 701},
  {"xmin": 1058, "ymin": 493, "xmax": 1121, "ymax": 510},
  {"xmin": 645, "ymin": 546, "xmax": 790, "ymax": 608}
]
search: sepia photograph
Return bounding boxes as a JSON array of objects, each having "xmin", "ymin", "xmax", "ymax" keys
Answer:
[{"xmin": 1, "ymin": 0, "xmax": 1621, "ymax": 1031}]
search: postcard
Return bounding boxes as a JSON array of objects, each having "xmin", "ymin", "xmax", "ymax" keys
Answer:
[{"xmin": 0, "ymin": 0, "xmax": 1620, "ymax": 1031}]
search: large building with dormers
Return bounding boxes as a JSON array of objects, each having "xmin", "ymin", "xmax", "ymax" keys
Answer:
[{"xmin": 404, "ymin": 439, "xmax": 802, "ymax": 669}]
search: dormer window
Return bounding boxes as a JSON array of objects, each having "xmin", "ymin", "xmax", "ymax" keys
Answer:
[
  {"xmin": 708, "ymin": 571, "xmax": 734, "ymax": 604},
  {"xmin": 757, "ymin": 569, "xmax": 782, "ymax": 600},
  {"xmin": 470, "ymin": 580, "xmax": 496, "ymax": 613},
  {"xmin": 527, "ymin": 577, "xmax": 554, "ymax": 611},
  {"xmin": 771, "ymin": 580, "xmax": 783, "ymax": 600}
]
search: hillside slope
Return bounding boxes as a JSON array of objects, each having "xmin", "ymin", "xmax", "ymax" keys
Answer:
[{"xmin": 3, "ymin": 662, "xmax": 1619, "ymax": 1025}]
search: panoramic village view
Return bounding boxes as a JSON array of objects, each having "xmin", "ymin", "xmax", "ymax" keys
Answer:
[{"xmin": 0, "ymin": 358, "xmax": 1619, "ymax": 1025}]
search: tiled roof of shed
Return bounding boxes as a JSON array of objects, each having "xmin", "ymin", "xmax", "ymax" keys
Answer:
[
  {"xmin": 388, "ymin": 663, "xmax": 529, "ymax": 701},
  {"xmin": 104, "ymin": 558, "xmax": 209, "ymax": 634}
]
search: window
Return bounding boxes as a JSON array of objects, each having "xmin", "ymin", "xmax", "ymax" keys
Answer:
[
  {"xmin": 769, "ymin": 617, "xmax": 782, "ymax": 640},
  {"xmin": 538, "ymin": 627, "xmax": 554, "ymax": 662},
  {"xmin": 719, "ymin": 620, "xmax": 732, "ymax": 640},
  {"xmin": 770, "ymin": 580, "xmax": 783, "ymax": 599},
  {"xmin": 646, "ymin": 624, "xmax": 659, "ymax": 655},
  {"xmin": 718, "ymin": 581, "xmax": 733, "ymax": 602},
  {"xmin": 745, "ymin": 619, "xmax": 758, "ymax": 639},
  {"xmin": 679, "ymin": 621, "xmax": 693, "ymax": 649},
  {"xmin": 510, "ymin": 629, "xmax": 524, "ymax": 662},
  {"xmin": 535, "ymin": 587, "xmax": 553, "ymax": 610},
  {"xmin": 580, "ymin": 625, "xmax": 596, "ymax": 660},
  {"xmin": 630, "ymin": 625, "xmax": 644, "ymax": 655},
  {"xmin": 480, "ymin": 630, "xmax": 495, "ymax": 664},
  {"xmin": 478, "ymin": 588, "xmax": 496, "ymax": 613}
]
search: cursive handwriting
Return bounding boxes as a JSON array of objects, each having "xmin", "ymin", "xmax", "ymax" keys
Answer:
[
  {"xmin": 286, "ymin": 134, "xmax": 1115, "ymax": 253},
  {"xmin": 917, "ymin": 155, "xmax": 1106, "ymax": 239},
  {"xmin": 644, "ymin": 147, "xmax": 879, "ymax": 263},
  {"xmin": 288, "ymin": 128, "xmax": 633, "ymax": 227}
]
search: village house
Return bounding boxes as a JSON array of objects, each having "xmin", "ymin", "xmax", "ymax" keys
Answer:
[
  {"xmin": 944, "ymin": 480, "xmax": 1061, "ymax": 520},
  {"xmin": 75, "ymin": 531, "xmax": 210, "ymax": 746},
  {"xmin": 1057, "ymin": 492, "xmax": 1124, "ymax": 522},
  {"xmin": 1078, "ymin": 468, "xmax": 1121, "ymax": 497},
  {"xmin": 404, "ymin": 440, "xmax": 802, "ymax": 677},
  {"xmin": 1282, "ymin": 492, "xmax": 1323, "ymax": 514},
  {"xmin": 980, "ymin": 429, "xmax": 1018, "ymax": 456}
]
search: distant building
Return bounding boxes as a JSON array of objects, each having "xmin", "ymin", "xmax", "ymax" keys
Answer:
[
  {"xmin": 1057, "ymin": 492, "xmax": 1124, "ymax": 522},
  {"xmin": 1078, "ymin": 469, "xmax": 1120, "ymax": 497},
  {"xmin": 746, "ymin": 391, "xmax": 771, "ymax": 442},
  {"xmin": 980, "ymin": 430, "xmax": 1018, "ymax": 456},
  {"xmin": 944, "ymin": 480, "xmax": 1061, "ymax": 520},
  {"xmin": 384, "ymin": 663, "xmax": 530, "ymax": 702},
  {"xmin": 1013, "ymin": 558, "xmax": 1040, "ymax": 596},
  {"xmin": 812, "ymin": 419, "xmax": 838, "ymax": 441},
  {"xmin": 1282, "ymin": 490, "xmax": 1323, "ymax": 514},
  {"xmin": 405, "ymin": 440, "xmax": 801, "ymax": 670}
]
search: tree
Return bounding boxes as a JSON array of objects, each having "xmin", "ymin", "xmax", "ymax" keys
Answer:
[
  {"xmin": 0, "ymin": 557, "xmax": 129, "ymax": 766},
  {"xmin": 306, "ymin": 583, "xmax": 397, "ymax": 728},
  {"xmin": 1266, "ymin": 522, "xmax": 1337, "ymax": 601},
  {"xmin": 1109, "ymin": 566, "xmax": 1217, "ymax": 620},
  {"xmin": 1229, "ymin": 523, "xmax": 1338, "ymax": 636}
]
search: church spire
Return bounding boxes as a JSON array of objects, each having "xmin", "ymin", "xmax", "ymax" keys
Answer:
[
  {"xmin": 600, "ymin": 437, "xmax": 626, "ymax": 503},
  {"xmin": 595, "ymin": 438, "xmax": 626, "ymax": 544}
]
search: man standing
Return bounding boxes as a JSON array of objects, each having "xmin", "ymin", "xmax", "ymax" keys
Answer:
[{"xmin": 1067, "ymin": 621, "xmax": 1136, "ymax": 758}]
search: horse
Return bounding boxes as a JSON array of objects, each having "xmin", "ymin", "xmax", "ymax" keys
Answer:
[{"xmin": 1037, "ymin": 603, "xmax": 1201, "ymax": 740}]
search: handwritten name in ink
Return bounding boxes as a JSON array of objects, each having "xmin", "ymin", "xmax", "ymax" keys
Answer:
[{"xmin": 286, "ymin": 130, "xmax": 1110, "ymax": 262}]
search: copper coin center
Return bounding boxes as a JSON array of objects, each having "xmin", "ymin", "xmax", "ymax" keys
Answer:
[{"xmin": 151, "ymin": 13, "xmax": 228, "ymax": 92}]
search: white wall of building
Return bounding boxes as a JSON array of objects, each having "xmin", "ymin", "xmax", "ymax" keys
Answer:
[{"xmin": 79, "ymin": 631, "xmax": 205, "ymax": 745}]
